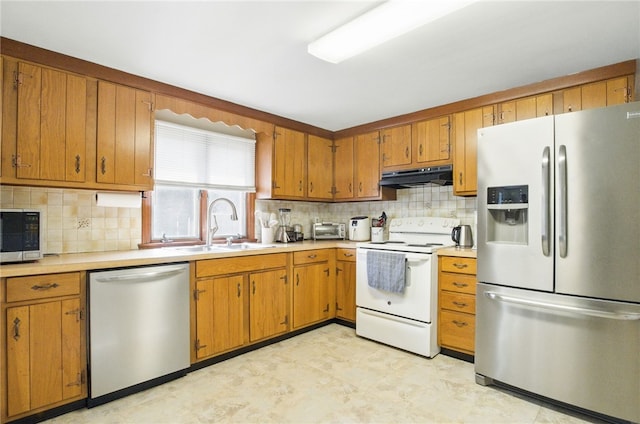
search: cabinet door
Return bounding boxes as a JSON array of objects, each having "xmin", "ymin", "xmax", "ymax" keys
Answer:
[
  {"xmin": 6, "ymin": 300, "xmax": 82, "ymax": 417},
  {"xmin": 563, "ymin": 86, "xmax": 582, "ymax": 113},
  {"xmin": 334, "ymin": 136, "xmax": 355, "ymax": 200},
  {"xmin": 96, "ymin": 81, "xmax": 153, "ymax": 188},
  {"xmin": 412, "ymin": 116, "xmax": 450, "ymax": 164},
  {"xmin": 293, "ymin": 266, "xmax": 318, "ymax": 328},
  {"xmin": 380, "ymin": 124, "xmax": 411, "ymax": 170},
  {"xmin": 15, "ymin": 63, "xmax": 87, "ymax": 182},
  {"xmin": 453, "ymin": 107, "xmax": 486, "ymax": 196},
  {"xmin": 6, "ymin": 305, "xmax": 30, "ymax": 416},
  {"xmin": 535, "ymin": 93, "xmax": 553, "ymax": 117},
  {"xmin": 497, "ymin": 101, "xmax": 516, "ymax": 124},
  {"xmin": 336, "ymin": 260, "xmax": 356, "ymax": 322},
  {"xmin": 249, "ymin": 268, "xmax": 288, "ymax": 342},
  {"xmin": 606, "ymin": 76, "xmax": 632, "ymax": 105},
  {"xmin": 273, "ymin": 126, "xmax": 306, "ymax": 198},
  {"xmin": 195, "ymin": 276, "xmax": 244, "ymax": 358},
  {"xmin": 61, "ymin": 298, "xmax": 83, "ymax": 400},
  {"xmin": 307, "ymin": 135, "xmax": 333, "ymax": 200},
  {"xmin": 354, "ymin": 131, "xmax": 381, "ymax": 198},
  {"xmin": 581, "ymin": 81, "xmax": 607, "ymax": 110}
]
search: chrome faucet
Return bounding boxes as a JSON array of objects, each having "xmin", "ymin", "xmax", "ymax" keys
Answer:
[{"xmin": 206, "ymin": 198, "xmax": 238, "ymax": 246}]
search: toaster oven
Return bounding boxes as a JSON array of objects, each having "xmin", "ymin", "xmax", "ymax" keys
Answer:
[{"xmin": 311, "ymin": 222, "xmax": 345, "ymax": 240}]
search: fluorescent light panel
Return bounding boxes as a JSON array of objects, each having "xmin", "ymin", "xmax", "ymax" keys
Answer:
[{"xmin": 308, "ymin": 1, "xmax": 476, "ymax": 64}]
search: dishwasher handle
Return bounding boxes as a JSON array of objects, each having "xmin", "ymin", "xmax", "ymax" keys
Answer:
[{"xmin": 93, "ymin": 266, "xmax": 186, "ymax": 283}]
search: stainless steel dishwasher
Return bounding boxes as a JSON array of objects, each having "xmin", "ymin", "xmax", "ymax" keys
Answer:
[{"xmin": 88, "ymin": 263, "xmax": 190, "ymax": 406}]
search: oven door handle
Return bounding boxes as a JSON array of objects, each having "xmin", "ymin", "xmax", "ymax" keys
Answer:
[{"xmin": 405, "ymin": 258, "xmax": 429, "ymax": 288}]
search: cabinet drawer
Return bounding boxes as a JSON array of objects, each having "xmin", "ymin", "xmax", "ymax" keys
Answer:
[
  {"xmin": 440, "ymin": 256, "xmax": 476, "ymax": 275},
  {"xmin": 440, "ymin": 310, "xmax": 475, "ymax": 353},
  {"xmin": 439, "ymin": 272, "xmax": 476, "ymax": 295},
  {"xmin": 440, "ymin": 290, "xmax": 476, "ymax": 314},
  {"xmin": 196, "ymin": 253, "xmax": 287, "ymax": 278},
  {"xmin": 293, "ymin": 249, "xmax": 332, "ymax": 265},
  {"xmin": 7, "ymin": 272, "xmax": 81, "ymax": 302},
  {"xmin": 336, "ymin": 248, "xmax": 356, "ymax": 262}
]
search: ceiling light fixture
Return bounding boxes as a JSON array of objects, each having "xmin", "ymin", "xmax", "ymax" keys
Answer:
[{"xmin": 308, "ymin": 1, "xmax": 477, "ymax": 64}]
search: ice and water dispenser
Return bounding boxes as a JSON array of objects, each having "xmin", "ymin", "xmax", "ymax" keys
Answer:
[{"xmin": 486, "ymin": 185, "xmax": 528, "ymax": 244}]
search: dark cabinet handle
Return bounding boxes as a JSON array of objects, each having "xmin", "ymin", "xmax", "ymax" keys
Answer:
[
  {"xmin": 12, "ymin": 317, "xmax": 21, "ymax": 341},
  {"xmin": 31, "ymin": 283, "xmax": 59, "ymax": 291},
  {"xmin": 75, "ymin": 155, "xmax": 81, "ymax": 173},
  {"xmin": 101, "ymin": 156, "xmax": 107, "ymax": 175},
  {"xmin": 452, "ymin": 282, "xmax": 468, "ymax": 288},
  {"xmin": 452, "ymin": 320, "xmax": 468, "ymax": 328}
]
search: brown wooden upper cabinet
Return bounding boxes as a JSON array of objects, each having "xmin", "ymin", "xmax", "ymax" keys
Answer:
[
  {"xmin": 272, "ymin": 126, "xmax": 306, "ymax": 199},
  {"xmin": 355, "ymin": 131, "xmax": 383, "ymax": 199},
  {"xmin": 333, "ymin": 136, "xmax": 355, "ymax": 201},
  {"xmin": 10, "ymin": 61, "xmax": 88, "ymax": 183},
  {"xmin": 307, "ymin": 135, "xmax": 333, "ymax": 201},
  {"xmin": 562, "ymin": 76, "xmax": 634, "ymax": 113},
  {"xmin": 412, "ymin": 116, "xmax": 451, "ymax": 166},
  {"xmin": 453, "ymin": 106, "xmax": 494, "ymax": 196},
  {"xmin": 497, "ymin": 93, "xmax": 553, "ymax": 124},
  {"xmin": 380, "ymin": 124, "xmax": 411, "ymax": 171},
  {"xmin": 96, "ymin": 81, "xmax": 153, "ymax": 190}
]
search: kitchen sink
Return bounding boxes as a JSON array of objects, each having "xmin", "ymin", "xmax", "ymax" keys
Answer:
[
  {"xmin": 216, "ymin": 242, "xmax": 277, "ymax": 250},
  {"xmin": 170, "ymin": 243, "xmax": 276, "ymax": 253},
  {"xmin": 170, "ymin": 245, "xmax": 222, "ymax": 253}
]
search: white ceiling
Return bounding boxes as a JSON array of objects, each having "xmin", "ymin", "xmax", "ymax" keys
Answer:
[{"xmin": 2, "ymin": 1, "xmax": 639, "ymax": 132}]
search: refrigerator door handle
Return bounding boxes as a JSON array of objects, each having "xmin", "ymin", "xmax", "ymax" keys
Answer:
[
  {"xmin": 558, "ymin": 145, "xmax": 568, "ymax": 258},
  {"xmin": 485, "ymin": 291, "xmax": 640, "ymax": 321},
  {"xmin": 541, "ymin": 146, "xmax": 551, "ymax": 256}
]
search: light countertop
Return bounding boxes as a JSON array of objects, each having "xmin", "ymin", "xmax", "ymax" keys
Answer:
[
  {"xmin": 1, "ymin": 240, "xmax": 358, "ymax": 278},
  {"xmin": 437, "ymin": 247, "xmax": 477, "ymax": 259}
]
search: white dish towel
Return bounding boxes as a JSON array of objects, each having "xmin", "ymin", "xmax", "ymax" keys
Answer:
[{"xmin": 366, "ymin": 250, "xmax": 406, "ymax": 293}]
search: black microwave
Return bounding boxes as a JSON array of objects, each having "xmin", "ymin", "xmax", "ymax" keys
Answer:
[{"xmin": 0, "ymin": 209, "xmax": 43, "ymax": 263}]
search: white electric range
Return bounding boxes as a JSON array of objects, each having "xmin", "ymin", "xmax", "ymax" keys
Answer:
[{"xmin": 355, "ymin": 217, "xmax": 460, "ymax": 357}]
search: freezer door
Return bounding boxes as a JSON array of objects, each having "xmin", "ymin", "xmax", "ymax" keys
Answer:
[
  {"xmin": 477, "ymin": 116, "xmax": 554, "ymax": 291},
  {"xmin": 476, "ymin": 283, "xmax": 640, "ymax": 423},
  {"xmin": 555, "ymin": 102, "xmax": 640, "ymax": 302}
]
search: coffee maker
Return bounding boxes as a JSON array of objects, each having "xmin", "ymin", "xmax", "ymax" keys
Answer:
[{"xmin": 275, "ymin": 208, "xmax": 295, "ymax": 243}]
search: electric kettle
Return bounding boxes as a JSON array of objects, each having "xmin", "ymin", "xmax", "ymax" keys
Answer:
[{"xmin": 451, "ymin": 225, "xmax": 473, "ymax": 248}]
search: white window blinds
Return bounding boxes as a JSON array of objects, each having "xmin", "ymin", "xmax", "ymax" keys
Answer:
[{"xmin": 155, "ymin": 120, "xmax": 256, "ymax": 191}]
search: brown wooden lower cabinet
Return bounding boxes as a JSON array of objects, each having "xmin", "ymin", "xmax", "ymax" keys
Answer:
[
  {"xmin": 438, "ymin": 256, "xmax": 477, "ymax": 356},
  {"xmin": 292, "ymin": 249, "xmax": 336, "ymax": 329},
  {"xmin": 335, "ymin": 248, "xmax": 356, "ymax": 322},
  {"xmin": 2, "ymin": 272, "xmax": 86, "ymax": 423},
  {"xmin": 192, "ymin": 253, "xmax": 290, "ymax": 362}
]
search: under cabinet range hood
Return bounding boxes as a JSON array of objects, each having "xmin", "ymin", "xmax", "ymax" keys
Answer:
[{"xmin": 379, "ymin": 165, "xmax": 453, "ymax": 188}]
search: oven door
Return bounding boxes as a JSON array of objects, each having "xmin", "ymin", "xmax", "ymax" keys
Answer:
[{"xmin": 356, "ymin": 247, "xmax": 435, "ymax": 322}]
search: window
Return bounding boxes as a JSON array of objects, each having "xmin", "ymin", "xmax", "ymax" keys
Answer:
[{"xmin": 145, "ymin": 119, "xmax": 255, "ymax": 245}]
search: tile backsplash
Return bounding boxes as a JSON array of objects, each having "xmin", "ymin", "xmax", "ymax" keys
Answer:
[
  {"xmin": 1, "ymin": 184, "xmax": 476, "ymax": 255},
  {"xmin": 1, "ymin": 186, "xmax": 141, "ymax": 254},
  {"xmin": 256, "ymin": 184, "xmax": 477, "ymax": 241}
]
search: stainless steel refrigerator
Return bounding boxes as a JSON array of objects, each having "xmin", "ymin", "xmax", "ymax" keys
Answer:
[{"xmin": 475, "ymin": 102, "xmax": 640, "ymax": 423}]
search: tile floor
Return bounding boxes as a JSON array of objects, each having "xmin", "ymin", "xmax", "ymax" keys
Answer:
[{"xmin": 46, "ymin": 324, "xmax": 605, "ymax": 424}]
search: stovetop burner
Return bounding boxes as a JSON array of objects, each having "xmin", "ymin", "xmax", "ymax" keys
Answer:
[{"xmin": 356, "ymin": 217, "xmax": 460, "ymax": 253}]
